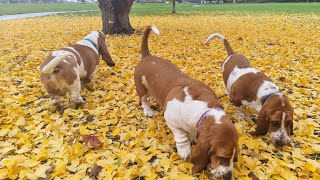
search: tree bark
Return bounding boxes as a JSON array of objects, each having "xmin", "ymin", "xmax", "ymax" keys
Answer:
[
  {"xmin": 98, "ymin": 0, "xmax": 135, "ymax": 35},
  {"xmin": 172, "ymin": 0, "xmax": 176, "ymax": 14}
]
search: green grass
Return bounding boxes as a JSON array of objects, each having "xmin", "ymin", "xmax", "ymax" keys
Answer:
[
  {"xmin": 130, "ymin": 3, "xmax": 320, "ymax": 15},
  {"xmin": 0, "ymin": 4, "xmax": 98, "ymax": 15},
  {"xmin": 0, "ymin": 3, "xmax": 319, "ymax": 16}
]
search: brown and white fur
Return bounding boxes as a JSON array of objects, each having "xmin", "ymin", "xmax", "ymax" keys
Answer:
[
  {"xmin": 134, "ymin": 25, "xmax": 239, "ymax": 179},
  {"xmin": 204, "ymin": 33, "xmax": 294, "ymax": 147},
  {"xmin": 40, "ymin": 31, "xmax": 115, "ymax": 106}
]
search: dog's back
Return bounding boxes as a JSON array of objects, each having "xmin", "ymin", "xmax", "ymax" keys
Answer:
[
  {"xmin": 135, "ymin": 25, "xmax": 188, "ymax": 106},
  {"xmin": 135, "ymin": 56, "xmax": 189, "ymax": 106}
]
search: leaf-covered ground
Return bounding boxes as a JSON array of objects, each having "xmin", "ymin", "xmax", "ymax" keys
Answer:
[{"xmin": 0, "ymin": 14, "xmax": 319, "ymax": 179}]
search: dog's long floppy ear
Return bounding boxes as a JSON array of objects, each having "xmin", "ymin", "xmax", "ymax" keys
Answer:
[
  {"xmin": 289, "ymin": 110, "xmax": 294, "ymax": 135},
  {"xmin": 233, "ymin": 145, "xmax": 240, "ymax": 162},
  {"xmin": 191, "ymin": 138, "xmax": 210, "ymax": 174},
  {"xmin": 290, "ymin": 120, "xmax": 294, "ymax": 135},
  {"xmin": 98, "ymin": 32, "xmax": 115, "ymax": 67},
  {"xmin": 249, "ymin": 109, "xmax": 269, "ymax": 136}
]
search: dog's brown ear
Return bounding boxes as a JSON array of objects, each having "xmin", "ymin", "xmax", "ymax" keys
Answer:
[
  {"xmin": 98, "ymin": 33, "xmax": 115, "ymax": 67},
  {"xmin": 191, "ymin": 139, "xmax": 210, "ymax": 174},
  {"xmin": 289, "ymin": 110, "xmax": 294, "ymax": 135},
  {"xmin": 233, "ymin": 146, "xmax": 240, "ymax": 162},
  {"xmin": 290, "ymin": 120, "xmax": 294, "ymax": 135},
  {"xmin": 249, "ymin": 109, "xmax": 269, "ymax": 136}
]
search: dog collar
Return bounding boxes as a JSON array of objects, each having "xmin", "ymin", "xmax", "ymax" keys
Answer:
[
  {"xmin": 84, "ymin": 38, "xmax": 99, "ymax": 52},
  {"xmin": 262, "ymin": 92, "xmax": 279, "ymax": 105},
  {"xmin": 196, "ymin": 109, "xmax": 211, "ymax": 138}
]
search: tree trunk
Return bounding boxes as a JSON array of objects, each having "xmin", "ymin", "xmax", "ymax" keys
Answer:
[
  {"xmin": 172, "ymin": 0, "xmax": 176, "ymax": 14},
  {"xmin": 98, "ymin": 0, "xmax": 135, "ymax": 35},
  {"xmin": 233, "ymin": 0, "xmax": 236, "ymax": 3}
]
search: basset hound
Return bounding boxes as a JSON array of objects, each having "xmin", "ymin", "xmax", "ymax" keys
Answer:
[
  {"xmin": 40, "ymin": 31, "xmax": 115, "ymax": 106},
  {"xmin": 134, "ymin": 26, "xmax": 239, "ymax": 179},
  {"xmin": 204, "ymin": 33, "xmax": 294, "ymax": 147}
]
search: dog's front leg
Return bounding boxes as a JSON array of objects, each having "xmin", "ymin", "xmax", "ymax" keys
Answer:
[
  {"xmin": 50, "ymin": 95, "xmax": 61, "ymax": 106},
  {"xmin": 170, "ymin": 127, "xmax": 191, "ymax": 161},
  {"xmin": 234, "ymin": 105, "xmax": 248, "ymax": 120},
  {"xmin": 229, "ymin": 97, "xmax": 248, "ymax": 120}
]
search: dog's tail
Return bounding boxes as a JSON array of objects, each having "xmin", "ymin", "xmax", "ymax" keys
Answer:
[
  {"xmin": 42, "ymin": 52, "xmax": 72, "ymax": 74},
  {"xmin": 204, "ymin": 33, "xmax": 235, "ymax": 56},
  {"xmin": 141, "ymin": 25, "xmax": 160, "ymax": 58}
]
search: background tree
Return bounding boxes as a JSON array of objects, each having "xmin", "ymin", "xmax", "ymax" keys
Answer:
[
  {"xmin": 167, "ymin": 0, "xmax": 176, "ymax": 13},
  {"xmin": 98, "ymin": 0, "xmax": 135, "ymax": 35}
]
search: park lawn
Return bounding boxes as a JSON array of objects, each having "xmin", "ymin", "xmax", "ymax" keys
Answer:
[
  {"xmin": 0, "ymin": 4, "xmax": 99, "ymax": 15},
  {"xmin": 0, "ymin": 3, "xmax": 320, "ymax": 16},
  {"xmin": 130, "ymin": 2, "xmax": 320, "ymax": 15},
  {"xmin": 0, "ymin": 12, "xmax": 319, "ymax": 179}
]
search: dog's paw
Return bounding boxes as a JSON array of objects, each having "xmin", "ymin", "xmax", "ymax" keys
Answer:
[
  {"xmin": 248, "ymin": 131, "xmax": 257, "ymax": 136},
  {"xmin": 51, "ymin": 98, "xmax": 61, "ymax": 106},
  {"xmin": 51, "ymin": 101, "xmax": 61, "ymax": 107},
  {"xmin": 237, "ymin": 112, "xmax": 247, "ymax": 120},
  {"xmin": 70, "ymin": 96, "xmax": 85, "ymax": 105},
  {"xmin": 143, "ymin": 108, "xmax": 154, "ymax": 117},
  {"xmin": 177, "ymin": 147, "xmax": 191, "ymax": 161},
  {"xmin": 147, "ymin": 97, "xmax": 155, "ymax": 101}
]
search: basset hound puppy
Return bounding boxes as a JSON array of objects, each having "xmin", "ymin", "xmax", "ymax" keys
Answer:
[
  {"xmin": 134, "ymin": 25, "xmax": 239, "ymax": 179},
  {"xmin": 40, "ymin": 31, "xmax": 115, "ymax": 106},
  {"xmin": 204, "ymin": 33, "xmax": 294, "ymax": 147}
]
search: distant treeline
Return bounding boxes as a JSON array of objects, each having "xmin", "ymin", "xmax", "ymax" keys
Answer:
[
  {"xmin": 0, "ymin": 0, "xmax": 316, "ymax": 3},
  {"xmin": 0, "ymin": 0, "xmax": 67, "ymax": 3},
  {"xmin": 224, "ymin": 0, "xmax": 315, "ymax": 2},
  {"xmin": 137, "ymin": 0, "xmax": 315, "ymax": 3},
  {"xmin": 0, "ymin": 0, "xmax": 96, "ymax": 3}
]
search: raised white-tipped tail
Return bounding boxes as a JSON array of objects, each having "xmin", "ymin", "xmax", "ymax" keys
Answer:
[
  {"xmin": 141, "ymin": 25, "xmax": 161, "ymax": 58},
  {"xmin": 204, "ymin": 33, "xmax": 235, "ymax": 56},
  {"xmin": 150, "ymin": 25, "xmax": 160, "ymax": 35},
  {"xmin": 42, "ymin": 52, "xmax": 72, "ymax": 74},
  {"xmin": 204, "ymin": 33, "xmax": 225, "ymax": 45}
]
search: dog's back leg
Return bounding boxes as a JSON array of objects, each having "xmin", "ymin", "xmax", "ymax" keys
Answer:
[
  {"xmin": 134, "ymin": 75, "xmax": 154, "ymax": 117},
  {"xmin": 141, "ymin": 95, "xmax": 154, "ymax": 117}
]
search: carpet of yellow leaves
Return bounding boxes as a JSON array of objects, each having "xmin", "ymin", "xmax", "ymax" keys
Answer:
[{"xmin": 0, "ymin": 13, "xmax": 319, "ymax": 179}]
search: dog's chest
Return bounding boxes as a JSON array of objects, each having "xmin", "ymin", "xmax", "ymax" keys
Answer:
[
  {"xmin": 164, "ymin": 89, "xmax": 209, "ymax": 142},
  {"xmin": 242, "ymin": 80, "xmax": 280, "ymax": 112}
]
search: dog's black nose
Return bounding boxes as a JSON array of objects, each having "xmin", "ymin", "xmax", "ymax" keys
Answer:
[
  {"xmin": 276, "ymin": 140, "xmax": 285, "ymax": 146},
  {"xmin": 222, "ymin": 171, "xmax": 232, "ymax": 180}
]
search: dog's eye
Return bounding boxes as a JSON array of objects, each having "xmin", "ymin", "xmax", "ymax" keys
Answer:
[
  {"xmin": 220, "ymin": 157, "xmax": 229, "ymax": 161},
  {"xmin": 219, "ymin": 157, "xmax": 230, "ymax": 165},
  {"xmin": 220, "ymin": 157, "xmax": 230, "ymax": 162},
  {"xmin": 271, "ymin": 121, "xmax": 279, "ymax": 126}
]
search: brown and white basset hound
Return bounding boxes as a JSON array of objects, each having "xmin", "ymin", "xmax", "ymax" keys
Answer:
[
  {"xmin": 40, "ymin": 31, "xmax": 115, "ymax": 106},
  {"xmin": 204, "ymin": 33, "xmax": 294, "ymax": 147},
  {"xmin": 134, "ymin": 25, "xmax": 239, "ymax": 179}
]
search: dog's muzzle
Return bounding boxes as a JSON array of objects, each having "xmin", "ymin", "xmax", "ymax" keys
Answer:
[
  {"xmin": 270, "ymin": 130, "xmax": 291, "ymax": 146},
  {"xmin": 210, "ymin": 165, "xmax": 233, "ymax": 180}
]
